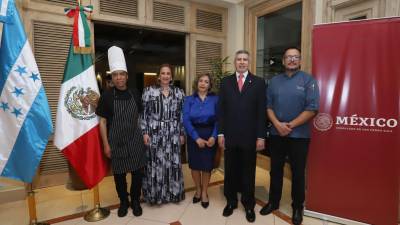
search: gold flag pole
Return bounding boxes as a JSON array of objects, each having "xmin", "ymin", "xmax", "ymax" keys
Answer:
[
  {"xmin": 27, "ymin": 183, "xmax": 49, "ymax": 225},
  {"xmin": 84, "ymin": 185, "xmax": 110, "ymax": 222}
]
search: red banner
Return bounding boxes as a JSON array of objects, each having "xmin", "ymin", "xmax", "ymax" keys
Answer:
[{"xmin": 307, "ymin": 18, "xmax": 400, "ymax": 225}]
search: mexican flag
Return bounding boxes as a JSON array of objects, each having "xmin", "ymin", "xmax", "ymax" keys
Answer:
[{"xmin": 54, "ymin": 42, "xmax": 109, "ymax": 189}]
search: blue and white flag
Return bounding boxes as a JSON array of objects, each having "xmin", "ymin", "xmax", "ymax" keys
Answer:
[{"xmin": 0, "ymin": 0, "xmax": 52, "ymax": 183}]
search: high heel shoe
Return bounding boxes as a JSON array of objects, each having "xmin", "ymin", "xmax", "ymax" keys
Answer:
[
  {"xmin": 201, "ymin": 195, "xmax": 209, "ymax": 208},
  {"xmin": 193, "ymin": 193, "xmax": 201, "ymax": 204}
]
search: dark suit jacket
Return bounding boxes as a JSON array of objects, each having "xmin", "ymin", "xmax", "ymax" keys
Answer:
[{"xmin": 218, "ymin": 72, "xmax": 266, "ymax": 148}]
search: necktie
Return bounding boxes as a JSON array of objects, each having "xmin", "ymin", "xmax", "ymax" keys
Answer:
[{"xmin": 238, "ymin": 73, "xmax": 244, "ymax": 92}]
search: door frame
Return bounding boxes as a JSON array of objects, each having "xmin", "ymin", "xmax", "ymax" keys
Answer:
[{"xmin": 244, "ymin": 0, "xmax": 314, "ymax": 73}]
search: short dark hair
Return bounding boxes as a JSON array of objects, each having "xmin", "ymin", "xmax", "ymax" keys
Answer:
[
  {"xmin": 193, "ymin": 73, "xmax": 213, "ymax": 92},
  {"xmin": 283, "ymin": 47, "xmax": 301, "ymax": 56}
]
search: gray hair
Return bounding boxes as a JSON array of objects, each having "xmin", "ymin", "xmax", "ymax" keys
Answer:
[{"xmin": 234, "ymin": 49, "xmax": 250, "ymax": 61}]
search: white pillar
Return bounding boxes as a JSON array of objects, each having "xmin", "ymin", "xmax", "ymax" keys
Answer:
[{"xmin": 226, "ymin": 2, "xmax": 244, "ymax": 72}]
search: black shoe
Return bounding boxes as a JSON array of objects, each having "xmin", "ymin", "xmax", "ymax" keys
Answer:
[
  {"xmin": 259, "ymin": 203, "xmax": 278, "ymax": 215},
  {"xmin": 201, "ymin": 194, "xmax": 209, "ymax": 208},
  {"xmin": 201, "ymin": 201, "xmax": 209, "ymax": 208},
  {"xmin": 193, "ymin": 195, "xmax": 201, "ymax": 204},
  {"xmin": 131, "ymin": 200, "xmax": 143, "ymax": 217},
  {"xmin": 222, "ymin": 204, "xmax": 237, "ymax": 217},
  {"xmin": 292, "ymin": 208, "xmax": 303, "ymax": 225},
  {"xmin": 117, "ymin": 200, "xmax": 129, "ymax": 217},
  {"xmin": 245, "ymin": 209, "xmax": 256, "ymax": 223}
]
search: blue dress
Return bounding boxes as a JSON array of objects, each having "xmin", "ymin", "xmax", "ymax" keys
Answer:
[{"xmin": 183, "ymin": 93, "xmax": 218, "ymax": 171}]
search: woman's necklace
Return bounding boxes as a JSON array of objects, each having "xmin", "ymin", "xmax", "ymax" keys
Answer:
[{"xmin": 161, "ymin": 86, "xmax": 170, "ymax": 97}]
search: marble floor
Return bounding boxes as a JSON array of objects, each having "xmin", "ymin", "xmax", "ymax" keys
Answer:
[{"xmin": 0, "ymin": 164, "xmax": 339, "ymax": 225}]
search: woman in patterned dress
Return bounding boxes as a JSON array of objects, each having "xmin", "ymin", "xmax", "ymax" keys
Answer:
[{"xmin": 141, "ymin": 64, "xmax": 185, "ymax": 204}]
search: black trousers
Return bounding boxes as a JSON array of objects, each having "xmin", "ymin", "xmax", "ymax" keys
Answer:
[
  {"xmin": 268, "ymin": 136, "xmax": 310, "ymax": 209},
  {"xmin": 224, "ymin": 146, "xmax": 256, "ymax": 210},
  {"xmin": 113, "ymin": 168, "xmax": 143, "ymax": 202}
]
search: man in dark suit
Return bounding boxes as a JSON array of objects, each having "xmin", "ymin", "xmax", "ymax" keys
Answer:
[{"xmin": 218, "ymin": 50, "xmax": 266, "ymax": 223}]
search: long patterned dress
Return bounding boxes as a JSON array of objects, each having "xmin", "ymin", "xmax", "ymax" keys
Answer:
[{"xmin": 141, "ymin": 85, "xmax": 185, "ymax": 204}]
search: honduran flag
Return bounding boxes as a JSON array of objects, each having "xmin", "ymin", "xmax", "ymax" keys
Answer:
[
  {"xmin": 54, "ymin": 40, "xmax": 109, "ymax": 189},
  {"xmin": 0, "ymin": 0, "xmax": 52, "ymax": 183}
]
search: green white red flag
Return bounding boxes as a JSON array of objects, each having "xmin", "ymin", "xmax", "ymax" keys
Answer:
[{"xmin": 54, "ymin": 4, "xmax": 108, "ymax": 189}]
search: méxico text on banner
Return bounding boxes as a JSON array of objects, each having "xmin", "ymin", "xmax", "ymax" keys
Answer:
[{"xmin": 306, "ymin": 18, "xmax": 400, "ymax": 225}]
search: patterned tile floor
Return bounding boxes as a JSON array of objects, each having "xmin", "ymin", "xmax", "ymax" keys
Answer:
[{"xmin": 0, "ymin": 164, "xmax": 342, "ymax": 225}]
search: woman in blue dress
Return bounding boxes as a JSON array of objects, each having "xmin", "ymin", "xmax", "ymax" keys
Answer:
[{"xmin": 183, "ymin": 73, "xmax": 218, "ymax": 209}]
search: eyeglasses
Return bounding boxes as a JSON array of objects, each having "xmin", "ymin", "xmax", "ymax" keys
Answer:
[{"xmin": 284, "ymin": 55, "xmax": 301, "ymax": 61}]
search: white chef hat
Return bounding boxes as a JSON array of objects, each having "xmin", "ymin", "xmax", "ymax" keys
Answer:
[{"xmin": 108, "ymin": 46, "xmax": 127, "ymax": 73}]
